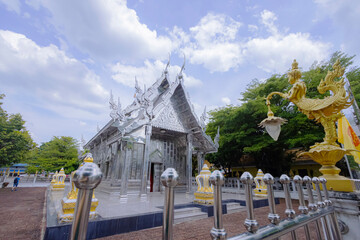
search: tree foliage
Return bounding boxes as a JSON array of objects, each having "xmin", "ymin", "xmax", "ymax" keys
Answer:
[
  {"xmin": 206, "ymin": 52, "xmax": 360, "ymax": 176},
  {"xmin": 26, "ymin": 136, "xmax": 80, "ymax": 174},
  {"xmin": 0, "ymin": 94, "xmax": 35, "ymax": 166}
]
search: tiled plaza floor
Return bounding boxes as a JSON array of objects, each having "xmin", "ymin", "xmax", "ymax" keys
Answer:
[{"xmin": 0, "ymin": 187, "xmax": 46, "ymax": 240}]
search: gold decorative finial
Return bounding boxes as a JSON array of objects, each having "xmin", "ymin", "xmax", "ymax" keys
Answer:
[
  {"xmin": 84, "ymin": 156, "xmax": 93, "ymax": 163},
  {"xmin": 292, "ymin": 59, "xmax": 298, "ymax": 69}
]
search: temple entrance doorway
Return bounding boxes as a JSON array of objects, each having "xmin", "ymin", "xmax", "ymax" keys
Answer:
[{"xmin": 150, "ymin": 163, "xmax": 162, "ymax": 192}]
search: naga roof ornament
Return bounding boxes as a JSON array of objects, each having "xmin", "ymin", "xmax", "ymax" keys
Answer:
[
  {"xmin": 177, "ymin": 54, "xmax": 186, "ymax": 80},
  {"xmin": 164, "ymin": 53, "xmax": 170, "ymax": 75},
  {"xmin": 200, "ymin": 106, "xmax": 207, "ymax": 131}
]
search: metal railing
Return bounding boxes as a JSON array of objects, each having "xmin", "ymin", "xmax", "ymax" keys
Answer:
[
  {"xmin": 68, "ymin": 166, "xmax": 342, "ymax": 240},
  {"xmin": 218, "ymin": 172, "xmax": 342, "ymax": 240}
]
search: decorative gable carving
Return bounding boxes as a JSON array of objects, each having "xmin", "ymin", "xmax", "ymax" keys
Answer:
[{"xmin": 152, "ymin": 104, "xmax": 186, "ymax": 133}]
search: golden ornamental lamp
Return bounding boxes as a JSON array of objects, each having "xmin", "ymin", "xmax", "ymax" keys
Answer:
[{"xmin": 261, "ymin": 59, "xmax": 356, "ymax": 192}]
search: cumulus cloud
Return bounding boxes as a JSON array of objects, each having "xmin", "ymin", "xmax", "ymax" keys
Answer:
[
  {"xmin": 243, "ymin": 10, "xmax": 331, "ymax": 72},
  {"xmin": 173, "ymin": 13, "xmax": 243, "ymax": 72},
  {"xmin": 111, "ymin": 59, "xmax": 202, "ymax": 89},
  {"xmin": 26, "ymin": 0, "xmax": 173, "ymax": 62},
  {"xmin": 174, "ymin": 10, "xmax": 331, "ymax": 73},
  {"xmin": 0, "ymin": 30, "xmax": 108, "ymax": 120},
  {"xmin": 260, "ymin": 10, "xmax": 278, "ymax": 36}
]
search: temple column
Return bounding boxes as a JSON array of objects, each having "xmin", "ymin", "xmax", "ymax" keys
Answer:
[
  {"xmin": 140, "ymin": 125, "xmax": 152, "ymax": 199},
  {"xmin": 111, "ymin": 142, "xmax": 120, "ymax": 181},
  {"xmin": 107, "ymin": 145, "xmax": 114, "ymax": 180},
  {"xmin": 120, "ymin": 140, "xmax": 132, "ymax": 203},
  {"xmin": 197, "ymin": 152, "xmax": 205, "ymax": 174},
  {"xmin": 186, "ymin": 134, "xmax": 193, "ymax": 193}
]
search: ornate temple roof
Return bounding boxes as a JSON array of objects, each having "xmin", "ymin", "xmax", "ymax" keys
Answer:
[{"xmin": 85, "ymin": 60, "xmax": 219, "ymax": 153}]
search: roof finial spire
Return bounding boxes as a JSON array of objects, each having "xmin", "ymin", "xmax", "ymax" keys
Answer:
[
  {"xmin": 134, "ymin": 76, "xmax": 143, "ymax": 98},
  {"xmin": 200, "ymin": 106, "xmax": 207, "ymax": 131},
  {"xmin": 180, "ymin": 53, "xmax": 185, "ymax": 75},
  {"xmin": 164, "ymin": 53, "xmax": 170, "ymax": 75},
  {"xmin": 177, "ymin": 53, "xmax": 186, "ymax": 80}
]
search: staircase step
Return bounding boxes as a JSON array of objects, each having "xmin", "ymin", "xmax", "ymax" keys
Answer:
[
  {"xmin": 226, "ymin": 202, "xmax": 245, "ymax": 214},
  {"xmin": 175, "ymin": 207, "xmax": 202, "ymax": 215},
  {"xmin": 174, "ymin": 207, "xmax": 208, "ymax": 224}
]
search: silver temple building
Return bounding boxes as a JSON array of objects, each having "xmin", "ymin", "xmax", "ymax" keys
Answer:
[{"xmin": 84, "ymin": 61, "xmax": 219, "ymax": 200}]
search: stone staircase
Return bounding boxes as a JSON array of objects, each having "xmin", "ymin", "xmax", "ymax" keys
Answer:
[
  {"xmin": 174, "ymin": 207, "xmax": 208, "ymax": 224},
  {"xmin": 173, "ymin": 202, "xmax": 246, "ymax": 224},
  {"xmin": 226, "ymin": 202, "xmax": 246, "ymax": 214}
]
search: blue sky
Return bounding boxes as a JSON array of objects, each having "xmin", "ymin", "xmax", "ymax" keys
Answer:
[{"xmin": 0, "ymin": 0, "xmax": 359, "ymax": 145}]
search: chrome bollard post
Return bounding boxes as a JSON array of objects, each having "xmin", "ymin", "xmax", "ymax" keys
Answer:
[
  {"xmin": 302, "ymin": 176, "xmax": 317, "ymax": 212},
  {"xmin": 303, "ymin": 176, "xmax": 322, "ymax": 239},
  {"xmin": 263, "ymin": 173, "xmax": 280, "ymax": 225},
  {"xmin": 210, "ymin": 170, "xmax": 227, "ymax": 240},
  {"xmin": 240, "ymin": 172, "xmax": 259, "ymax": 233},
  {"xmin": 293, "ymin": 175, "xmax": 310, "ymax": 239},
  {"xmin": 319, "ymin": 178, "xmax": 342, "ymax": 240},
  {"xmin": 280, "ymin": 175, "xmax": 298, "ymax": 240},
  {"xmin": 70, "ymin": 161, "xmax": 102, "ymax": 240},
  {"xmin": 280, "ymin": 174, "xmax": 296, "ymax": 219},
  {"xmin": 312, "ymin": 177, "xmax": 325, "ymax": 208},
  {"xmin": 161, "ymin": 168, "xmax": 179, "ymax": 240},
  {"xmin": 319, "ymin": 177, "xmax": 332, "ymax": 206},
  {"xmin": 293, "ymin": 175, "xmax": 308, "ymax": 214},
  {"xmin": 313, "ymin": 177, "xmax": 332, "ymax": 239}
]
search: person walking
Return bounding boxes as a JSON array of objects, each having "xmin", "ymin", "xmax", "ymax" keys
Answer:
[{"xmin": 12, "ymin": 175, "xmax": 20, "ymax": 191}]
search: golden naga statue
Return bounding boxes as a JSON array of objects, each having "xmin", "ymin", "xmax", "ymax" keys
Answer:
[
  {"xmin": 263, "ymin": 59, "xmax": 352, "ymax": 147},
  {"xmin": 261, "ymin": 59, "xmax": 356, "ymax": 192}
]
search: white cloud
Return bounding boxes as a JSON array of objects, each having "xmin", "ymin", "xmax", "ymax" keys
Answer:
[
  {"xmin": 244, "ymin": 33, "xmax": 331, "ymax": 73},
  {"xmin": 221, "ymin": 97, "xmax": 231, "ymax": 105},
  {"xmin": 111, "ymin": 59, "xmax": 202, "ymax": 88},
  {"xmin": 242, "ymin": 10, "xmax": 331, "ymax": 72},
  {"xmin": 260, "ymin": 10, "xmax": 278, "ymax": 36},
  {"xmin": 173, "ymin": 13, "xmax": 243, "ymax": 72},
  {"xmin": 0, "ymin": 0, "xmax": 21, "ymax": 14},
  {"xmin": 0, "ymin": 30, "xmax": 108, "ymax": 120},
  {"xmin": 174, "ymin": 10, "xmax": 331, "ymax": 73},
  {"xmin": 26, "ymin": 0, "xmax": 173, "ymax": 62}
]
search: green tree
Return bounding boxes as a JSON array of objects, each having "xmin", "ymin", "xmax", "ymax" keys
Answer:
[
  {"xmin": 0, "ymin": 94, "xmax": 35, "ymax": 166},
  {"xmin": 27, "ymin": 136, "xmax": 80, "ymax": 174}
]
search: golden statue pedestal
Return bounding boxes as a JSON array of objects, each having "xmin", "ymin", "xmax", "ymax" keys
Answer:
[
  {"xmin": 58, "ymin": 164, "xmax": 99, "ymax": 222},
  {"xmin": 253, "ymin": 169, "xmax": 267, "ymax": 198},
  {"xmin": 301, "ymin": 145, "xmax": 355, "ymax": 192},
  {"xmin": 194, "ymin": 164, "xmax": 214, "ymax": 205},
  {"xmin": 52, "ymin": 168, "xmax": 66, "ymax": 191}
]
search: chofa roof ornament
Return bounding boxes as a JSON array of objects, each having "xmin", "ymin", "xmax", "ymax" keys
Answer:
[{"xmin": 178, "ymin": 53, "xmax": 186, "ymax": 80}]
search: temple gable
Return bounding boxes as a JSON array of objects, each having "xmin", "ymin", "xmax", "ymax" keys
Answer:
[{"xmin": 152, "ymin": 103, "xmax": 186, "ymax": 133}]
